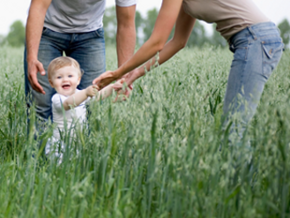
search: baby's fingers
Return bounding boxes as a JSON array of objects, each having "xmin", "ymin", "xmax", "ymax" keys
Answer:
[{"xmin": 92, "ymin": 84, "xmax": 100, "ymax": 90}]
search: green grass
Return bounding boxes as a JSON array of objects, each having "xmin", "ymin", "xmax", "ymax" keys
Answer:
[{"xmin": 1, "ymin": 45, "xmax": 290, "ymax": 217}]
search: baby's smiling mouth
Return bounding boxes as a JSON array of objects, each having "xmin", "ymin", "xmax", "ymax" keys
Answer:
[{"xmin": 62, "ymin": 84, "xmax": 71, "ymax": 89}]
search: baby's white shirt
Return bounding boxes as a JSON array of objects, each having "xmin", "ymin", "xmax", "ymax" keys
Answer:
[{"xmin": 51, "ymin": 89, "xmax": 90, "ymax": 140}]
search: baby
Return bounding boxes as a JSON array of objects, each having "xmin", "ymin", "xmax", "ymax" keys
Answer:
[{"xmin": 46, "ymin": 56, "xmax": 119, "ymax": 160}]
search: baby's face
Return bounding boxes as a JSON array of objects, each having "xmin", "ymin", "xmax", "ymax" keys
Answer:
[{"xmin": 49, "ymin": 66, "xmax": 81, "ymax": 96}]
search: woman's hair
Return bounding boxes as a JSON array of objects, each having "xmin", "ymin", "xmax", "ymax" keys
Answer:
[{"xmin": 48, "ymin": 56, "xmax": 82, "ymax": 79}]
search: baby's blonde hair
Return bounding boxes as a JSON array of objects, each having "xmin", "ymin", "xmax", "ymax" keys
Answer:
[{"xmin": 48, "ymin": 56, "xmax": 82, "ymax": 80}]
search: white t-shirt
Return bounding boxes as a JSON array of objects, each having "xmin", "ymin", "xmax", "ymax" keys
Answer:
[
  {"xmin": 44, "ymin": 0, "xmax": 137, "ymax": 33},
  {"xmin": 51, "ymin": 90, "xmax": 90, "ymax": 140},
  {"xmin": 46, "ymin": 90, "xmax": 91, "ymax": 158}
]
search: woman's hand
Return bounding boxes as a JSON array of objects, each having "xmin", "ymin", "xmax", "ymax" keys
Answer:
[
  {"xmin": 120, "ymin": 68, "xmax": 140, "ymax": 86},
  {"xmin": 92, "ymin": 70, "xmax": 117, "ymax": 90},
  {"xmin": 112, "ymin": 79, "xmax": 133, "ymax": 101}
]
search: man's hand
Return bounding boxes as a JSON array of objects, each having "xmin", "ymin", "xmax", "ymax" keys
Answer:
[
  {"xmin": 27, "ymin": 59, "xmax": 46, "ymax": 94},
  {"xmin": 92, "ymin": 70, "xmax": 117, "ymax": 90},
  {"xmin": 85, "ymin": 85, "xmax": 99, "ymax": 97}
]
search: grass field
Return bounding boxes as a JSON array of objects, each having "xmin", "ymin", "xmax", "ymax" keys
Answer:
[{"xmin": 0, "ymin": 45, "xmax": 290, "ymax": 218}]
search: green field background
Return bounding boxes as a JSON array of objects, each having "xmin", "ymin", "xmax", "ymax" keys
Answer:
[{"xmin": 0, "ymin": 46, "xmax": 290, "ymax": 217}]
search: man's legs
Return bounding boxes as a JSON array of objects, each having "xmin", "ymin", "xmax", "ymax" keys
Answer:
[
  {"xmin": 65, "ymin": 28, "xmax": 106, "ymax": 90},
  {"xmin": 24, "ymin": 28, "xmax": 69, "ymax": 136}
]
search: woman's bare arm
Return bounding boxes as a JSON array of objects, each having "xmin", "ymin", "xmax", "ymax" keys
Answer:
[
  {"xmin": 126, "ymin": 7, "xmax": 196, "ymax": 85},
  {"xmin": 93, "ymin": 0, "xmax": 184, "ymax": 89}
]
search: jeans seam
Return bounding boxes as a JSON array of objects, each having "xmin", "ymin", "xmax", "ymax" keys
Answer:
[
  {"xmin": 94, "ymin": 28, "xmax": 104, "ymax": 38},
  {"xmin": 244, "ymin": 38, "xmax": 250, "ymax": 61}
]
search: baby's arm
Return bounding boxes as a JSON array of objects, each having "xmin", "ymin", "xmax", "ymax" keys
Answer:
[
  {"xmin": 62, "ymin": 85, "xmax": 98, "ymax": 110},
  {"xmin": 95, "ymin": 84, "xmax": 116, "ymax": 100}
]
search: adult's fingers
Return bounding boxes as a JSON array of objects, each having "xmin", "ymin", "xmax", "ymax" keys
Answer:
[
  {"xmin": 92, "ymin": 84, "xmax": 100, "ymax": 90},
  {"xmin": 36, "ymin": 61, "xmax": 46, "ymax": 76},
  {"xmin": 93, "ymin": 71, "xmax": 116, "ymax": 90},
  {"xmin": 92, "ymin": 76, "xmax": 111, "ymax": 89},
  {"xmin": 112, "ymin": 82, "xmax": 123, "ymax": 91},
  {"xmin": 29, "ymin": 73, "xmax": 45, "ymax": 94},
  {"xmin": 28, "ymin": 61, "xmax": 46, "ymax": 94}
]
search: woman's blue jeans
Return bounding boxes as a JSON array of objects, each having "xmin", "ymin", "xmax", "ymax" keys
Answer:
[
  {"xmin": 24, "ymin": 27, "xmax": 106, "ymax": 133},
  {"xmin": 223, "ymin": 22, "xmax": 284, "ymax": 139}
]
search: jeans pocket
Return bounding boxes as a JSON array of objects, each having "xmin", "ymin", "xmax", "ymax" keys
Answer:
[
  {"xmin": 262, "ymin": 39, "xmax": 283, "ymax": 79},
  {"xmin": 262, "ymin": 38, "xmax": 283, "ymax": 60},
  {"xmin": 42, "ymin": 27, "xmax": 49, "ymax": 34},
  {"xmin": 94, "ymin": 28, "xmax": 104, "ymax": 38}
]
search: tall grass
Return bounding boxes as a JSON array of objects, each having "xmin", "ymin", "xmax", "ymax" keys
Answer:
[{"xmin": 0, "ymin": 45, "xmax": 290, "ymax": 217}]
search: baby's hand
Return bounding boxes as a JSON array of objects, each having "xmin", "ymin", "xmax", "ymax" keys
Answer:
[{"xmin": 85, "ymin": 85, "xmax": 99, "ymax": 97}]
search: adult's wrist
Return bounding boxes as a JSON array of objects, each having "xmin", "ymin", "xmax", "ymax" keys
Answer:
[
  {"xmin": 136, "ymin": 67, "xmax": 145, "ymax": 79},
  {"xmin": 114, "ymin": 69, "xmax": 124, "ymax": 81},
  {"xmin": 127, "ymin": 68, "xmax": 143, "ymax": 85},
  {"xmin": 26, "ymin": 55, "xmax": 38, "ymax": 63}
]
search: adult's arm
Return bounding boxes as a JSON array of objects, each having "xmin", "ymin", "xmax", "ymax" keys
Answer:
[
  {"xmin": 115, "ymin": 4, "xmax": 137, "ymax": 88},
  {"xmin": 26, "ymin": 0, "xmax": 52, "ymax": 94},
  {"xmin": 125, "ymin": 7, "xmax": 196, "ymax": 85},
  {"xmin": 115, "ymin": 5, "xmax": 136, "ymax": 67},
  {"xmin": 93, "ymin": 0, "xmax": 186, "ymax": 89}
]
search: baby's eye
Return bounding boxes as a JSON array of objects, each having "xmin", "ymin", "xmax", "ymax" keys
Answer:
[
  {"xmin": 68, "ymin": 75, "xmax": 73, "ymax": 78},
  {"xmin": 57, "ymin": 76, "xmax": 61, "ymax": 79}
]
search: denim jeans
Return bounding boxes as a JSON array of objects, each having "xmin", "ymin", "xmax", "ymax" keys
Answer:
[
  {"xmin": 223, "ymin": 22, "xmax": 284, "ymax": 139},
  {"xmin": 24, "ymin": 27, "xmax": 106, "ymax": 132}
]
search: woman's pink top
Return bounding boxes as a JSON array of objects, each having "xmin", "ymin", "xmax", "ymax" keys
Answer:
[{"xmin": 182, "ymin": 0, "xmax": 270, "ymax": 41}]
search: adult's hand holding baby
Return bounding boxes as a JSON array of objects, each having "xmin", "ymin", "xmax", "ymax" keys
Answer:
[{"xmin": 92, "ymin": 70, "xmax": 117, "ymax": 90}]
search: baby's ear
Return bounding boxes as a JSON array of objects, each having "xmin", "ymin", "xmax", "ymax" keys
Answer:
[
  {"xmin": 77, "ymin": 77, "xmax": 81, "ymax": 85},
  {"xmin": 49, "ymin": 79, "xmax": 54, "ymax": 88}
]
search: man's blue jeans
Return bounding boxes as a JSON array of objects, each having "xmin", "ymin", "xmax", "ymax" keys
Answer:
[
  {"xmin": 223, "ymin": 22, "xmax": 284, "ymax": 139},
  {"xmin": 24, "ymin": 27, "xmax": 106, "ymax": 132}
]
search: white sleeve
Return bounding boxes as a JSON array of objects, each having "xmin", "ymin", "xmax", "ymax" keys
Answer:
[
  {"xmin": 51, "ymin": 94, "xmax": 67, "ymax": 113},
  {"xmin": 115, "ymin": 0, "xmax": 137, "ymax": 7}
]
